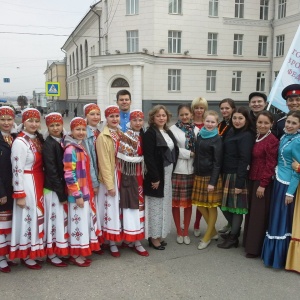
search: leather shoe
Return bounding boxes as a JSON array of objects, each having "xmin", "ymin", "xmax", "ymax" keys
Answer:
[
  {"xmin": 0, "ymin": 265, "xmax": 11, "ymax": 273},
  {"xmin": 69, "ymin": 256, "xmax": 91, "ymax": 267},
  {"xmin": 46, "ymin": 257, "xmax": 68, "ymax": 267},
  {"xmin": 197, "ymin": 239, "xmax": 211, "ymax": 250},
  {"xmin": 133, "ymin": 246, "xmax": 149, "ymax": 257},
  {"xmin": 160, "ymin": 240, "xmax": 167, "ymax": 247},
  {"xmin": 211, "ymin": 234, "xmax": 219, "ymax": 240},
  {"xmin": 7, "ymin": 261, "xmax": 18, "ymax": 267},
  {"xmin": 20, "ymin": 259, "xmax": 42, "ymax": 270},
  {"xmin": 148, "ymin": 238, "xmax": 165, "ymax": 250},
  {"xmin": 93, "ymin": 249, "xmax": 105, "ymax": 255}
]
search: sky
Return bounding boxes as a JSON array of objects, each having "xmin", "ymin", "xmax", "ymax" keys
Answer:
[{"xmin": 0, "ymin": 0, "xmax": 98, "ymax": 100}]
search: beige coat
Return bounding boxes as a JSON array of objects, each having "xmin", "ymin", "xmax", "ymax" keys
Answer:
[{"xmin": 96, "ymin": 126, "xmax": 119, "ymax": 190}]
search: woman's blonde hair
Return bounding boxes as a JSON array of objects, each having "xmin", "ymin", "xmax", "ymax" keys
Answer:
[
  {"xmin": 191, "ymin": 97, "xmax": 208, "ymax": 112},
  {"xmin": 148, "ymin": 105, "xmax": 172, "ymax": 130},
  {"xmin": 204, "ymin": 110, "xmax": 219, "ymax": 123}
]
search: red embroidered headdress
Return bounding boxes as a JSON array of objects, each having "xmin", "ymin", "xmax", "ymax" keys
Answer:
[
  {"xmin": 83, "ymin": 103, "xmax": 101, "ymax": 116},
  {"xmin": 105, "ymin": 105, "xmax": 120, "ymax": 118},
  {"xmin": 130, "ymin": 110, "xmax": 144, "ymax": 120},
  {"xmin": 22, "ymin": 108, "xmax": 40, "ymax": 123},
  {"xmin": 45, "ymin": 112, "xmax": 63, "ymax": 126},
  {"xmin": 70, "ymin": 117, "xmax": 87, "ymax": 130},
  {"xmin": 0, "ymin": 106, "xmax": 15, "ymax": 118}
]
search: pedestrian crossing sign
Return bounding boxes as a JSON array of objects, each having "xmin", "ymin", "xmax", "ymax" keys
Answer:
[{"xmin": 46, "ymin": 82, "xmax": 60, "ymax": 96}]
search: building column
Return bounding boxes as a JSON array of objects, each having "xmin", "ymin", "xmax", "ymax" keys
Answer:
[
  {"xmin": 131, "ymin": 64, "xmax": 143, "ymax": 110},
  {"xmin": 96, "ymin": 66, "xmax": 106, "ymax": 119}
]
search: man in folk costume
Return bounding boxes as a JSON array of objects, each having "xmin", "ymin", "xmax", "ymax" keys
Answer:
[
  {"xmin": 117, "ymin": 89, "xmax": 131, "ymax": 132},
  {"xmin": 117, "ymin": 110, "xmax": 149, "ymax": 256},
  {"xmin": 0, "ymin": 106, "xmax": 17, "ymax": 273},
  {"xmin": 10, "ymin": 108, "xmax": 45, "ymax": 270}
]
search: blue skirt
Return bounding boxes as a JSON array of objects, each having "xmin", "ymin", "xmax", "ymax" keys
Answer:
[{"xmin": 261, "ymin": 179, "xmax": 295, "ymax": 269}]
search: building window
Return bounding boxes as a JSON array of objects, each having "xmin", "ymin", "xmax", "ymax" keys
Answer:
[
  {"xmin": 207, "ymin": 33, "xmax": 218, "ymax": 55},
  {"xmin": 126, "ymin": 0, "xmax": 139, "ymax": 15},
  {"xmin": 278, "ymin": 0, "xmax": 286, "ymax": 19},
  {"xmin": 168, "ymin": 31, "xmax": 182, "ymax": 54},
  {"xmin": 232, "ymin": 71, "xmax": 241, "ymax": 92},
  {"xmin": 168, "ymin": 69, "xmax": 181, "ymax": 91},
  {"xmin": 80, "ymin": 45, "xmax": 83, "ymax": 70},
  {"xmin": 274, "ymin": 71, "xmax": 279, "ymax": 81},
  {"xmin": 169, "ymin": 0, "xmax": 182, "ymax": 14},
  {"xmin": 80, "ymin": 79, "xmax": 84, "ymax": 95},
  {"xmin": 209, "ymin": 0, "xmax": 218, "ymax": 17},
  {"xmin": 76, "ymin": 49, "xmax": 79, "ymax": 72},
  {"xmin": 92, "ymin": 76, "xmax": 95, "ymax": 95},
  {"xmin": 233, "ymin": 34, "xmax": 243, "ymax": 55},
  {"xmin": 69, "ymin": 55, "xmax": 72, "ymax": 75},
  {"xmin": 111, "ymin": 78, "xmax": 130, "ymax": 87},
  {"xmin": 72, "ymin": 52, "xmax": 75, "ymax": 74},
  {"xmin": 85, "ymin": 78, "xmax": 89, "ymax": 95},
  {"xmin": 260, "ymin": 0, "xmax": 269, "ymax": 20},
  {"xmin": 206, "ymin": 70, "xmax": 216, "ymax": 92},
  {"xmin": 85, "ymin": 40, "xmax": 88, "ymax": 68},
  {"xmin": 91, "ymin": 45, "xmax": 95, "ymax": 56},
  {"xmin": 74, "ymin": 82, "xmax": 77, "ymax": 96},
  {"xmin": 235, "ymin": 0, "xmax": 244, "ymax": 18},
  {"xmin": 276, "ymin": 35, "xmax": 285, "ymax": 57},
  {"xmin": 256, "ymin": 72, "xmax": 266, "ymax": 92},
  {"xmin": 104, "ymin": 35, "xmax": 108, "ymax": 54},
  {"xmin": 258, "ymin": 36, "xmax": 267, "ymax": 57},
  {"xmin": 127, "ymin": 30, "xmax": 139, "ymax": 52}
]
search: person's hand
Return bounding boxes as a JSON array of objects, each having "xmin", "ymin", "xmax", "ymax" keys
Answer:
[
  {"xmin": 285, "ymin": 195, "xmax": 293, "ymax": 205},
  {"xmin": 93, "ymin": 187, "xmax": 99, "ymax": 194},
  {"xmin": 76, "ymin": 197, "xmax": 84, "ymax": 208},
  {"xmin": 151, "ymin": 181, "xmax": 160, "ymax": 189},
  {"xmin": 235, "ymin": 188, "xmax": 242, "ymax": 194},
  {"xmin": 292, "ymin": 159, "xmax": 299, "ymax": 172},
  {"xmin": 108, "ymin": 189, "xmax": 116, "ymax": 197},
  {"xmin": 207, "ymin": 184, "xmax": 214, "ymax": 192},
  {"xmin": 0, "ymin": 196, "xmax": 7, "ymax": 205},
  {"xmin": 256, "ymin": 186, "xmax": 265, "ymax": 198},
  {"xmin": 17, "ymin": 198, "xmax": 26, "ymax": 209},
  {"xmin": 190, "ymin": 152, "xmax": 195, "ymax": 158}
]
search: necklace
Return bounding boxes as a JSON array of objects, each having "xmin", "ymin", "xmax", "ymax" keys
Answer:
[
  {"xmin": 3, "ymin": 134, "xmax": 13, "ymax": 147},
  {"xmin": 256, "ymin": 130, "xmax": 271, "ymax": 142},
  {"xmin": 218, "ymin": 121, "xmax": 229, "ymax": 136}
]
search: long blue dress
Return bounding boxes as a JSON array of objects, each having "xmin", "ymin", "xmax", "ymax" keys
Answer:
[{"xmin": 261, "ymin": 132, "xmax": 300, "ymax": 268}]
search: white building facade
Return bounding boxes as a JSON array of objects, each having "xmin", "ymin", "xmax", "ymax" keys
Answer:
[{"xmin": 61, "ymin": 0, "xmax": 300, "ymax": 116}]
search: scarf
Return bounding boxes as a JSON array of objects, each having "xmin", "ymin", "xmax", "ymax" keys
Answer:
[
  {"xmin": 199, "ymin": 127, "xmax": 218, "ymax": 139},
  {"xmin": 175, "ymin": 120, "xmax": 195, "ymax": 151}
]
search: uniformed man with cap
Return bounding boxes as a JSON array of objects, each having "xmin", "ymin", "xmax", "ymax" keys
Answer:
[{"xmin": 273, "ymin": 84, "xmax": 300, "ymax": 139}]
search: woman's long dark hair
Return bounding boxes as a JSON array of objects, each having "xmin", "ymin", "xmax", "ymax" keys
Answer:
[{"xmin": 230, "ymin": 106, "xmax": 255, "ymax": 133}]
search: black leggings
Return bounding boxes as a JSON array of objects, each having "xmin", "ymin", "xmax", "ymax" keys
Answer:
[{"xmin": 222, "ymin": 211, "xmax": 243, "ymax": 235}]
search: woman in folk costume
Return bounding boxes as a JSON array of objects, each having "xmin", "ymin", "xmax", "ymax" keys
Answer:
[
  {"xmin": 63, "ymin": 117, "xmax": 100, "ymax": 267},
  {"xmin": 42, "ymin": 113, "xmax": 68, "ymax": 267},
  {"xmin": 9, "ymin": 108, "xmax": 45, "ymax": 270},
  {"xmin": 82, "ymin": 103, "xmax": 103, "ymax": 254},
  {"xmin": 117, "ymin": 110, "xmax": 149, "ymax": 257},
  {"xmin": 262, "ymin": 110, "xmax": 300, "ymax": 269},
  {"xmin": 286, "ymin": 159, "xmax": 300, "ymax": 273},
  {"xmin": 96, "ymin": 105, "xmax": 123, "ymax": 257},
  {"xmin": 0, "ymin": 106, "xmax": 17, "ymax": 273}
]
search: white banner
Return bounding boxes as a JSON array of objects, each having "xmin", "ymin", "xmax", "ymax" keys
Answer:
[{"xmin": 267, "ymin": 25, "xmax": 300, "ymax": 113}]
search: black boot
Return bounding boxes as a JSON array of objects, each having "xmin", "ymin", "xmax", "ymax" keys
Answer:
[
  {"xmin": 220, "ymin": 231, "xmax": 231, "ymax": 240},
  {"xmin": 217, "ymin": 234, "xmax": 239, "ymax": 249}
]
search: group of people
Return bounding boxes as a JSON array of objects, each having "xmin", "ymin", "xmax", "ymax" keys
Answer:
[{"xmin": 0, "ymin": 86, "xmax": 299, "ymax": 274}]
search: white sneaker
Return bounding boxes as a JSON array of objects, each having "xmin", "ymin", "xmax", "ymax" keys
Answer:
[
  {"xmin": 197, "ymin": 239, "xmax": 211, "ymax": 250},
  {"xmin": 176, "ymin": 235, "xmax": 184, "ymax": 244},
  {"xmin": 183, "ymin": 236, "xmax": 191, "ymax": 245},
  {"xmin": 194, "ymin": 229, "xmax": 201, "ymax": 237}
]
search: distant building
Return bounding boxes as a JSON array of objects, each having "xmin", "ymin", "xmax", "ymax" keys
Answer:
[
  {"xmin": 61, "ymin": 0, "xmax": 300, "ymax": 116},
  {"xmin": 44, "ymin": 59, "xmax": 67, "ymax": 112}
]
